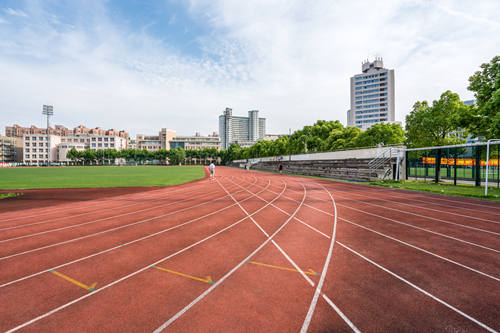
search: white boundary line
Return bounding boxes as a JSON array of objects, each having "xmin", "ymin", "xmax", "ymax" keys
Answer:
[
  {"xmin": 0, "ymin": 177, "xmax": 210, "ymax": 223},
  {"xmin": 0, "ymin": 177, "xmax": 259, "ymax": 261},
  {"xmin": 300, "ymin": 183, "xmax": 338, "ymax": 333},
  {"xmin": 332, "ymin": 192, "xmax": 500, "ymax": 235},
  {"xmin": 328, "ymin": 191, "xmax": 500, "ymax": 224},
  {"xmin": 152, "ymin": 181, "xmax": 306, "ymax": 332},
  {"xmin": 0, "ymin": 187, "xmax": 229, "ymax": 242},
  {"xmin": 5, "ymin": 176, "xmax": 287, "ymax": 332},
  {"xmin": 337, "ymin": 241, "xmax": 498, "ymax": 333},
  {"xmin": 216, "ymin": 177, "xmax": 358, "ymax": 332},
  {"xmin": 0, "ymin": 179, "xmax": 272, "ymax": 288},
  {"xmin": 250, "ymin": 181, "xmax": 500, "ymax": 281}
]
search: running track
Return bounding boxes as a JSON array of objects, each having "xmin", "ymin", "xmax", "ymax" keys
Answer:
[{"xmin": 1, "ymin": 166, "xmax": 499, "ymax": 332}]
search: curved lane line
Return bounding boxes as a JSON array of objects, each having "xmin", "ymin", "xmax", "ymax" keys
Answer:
[
  {"xmin": 337, "ymin": 242, "xmax": 498, "ymax": 333},
  {"xmin": 1, "ymin": 178, "xmax": 268, "ymax": 287},
  {"xmin": 300, "ymin": 183, "xmax": 338, "ymax": 333},
  {"xmin": 0, "ymin": 176, "xmax": 259, "ymax": 261},
  {"xmin": 0, "ymin": 178, "xmax": 211, "ymax": 223},
  {"xmin": 151, "ymin": 180, "xmax": 305, "ymax": 332},
  {"xmin": 5, "ymin": 176, "xmax": 286, "ymax": 332}
]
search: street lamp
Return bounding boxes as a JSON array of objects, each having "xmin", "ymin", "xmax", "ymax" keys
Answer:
[{"xmin": 42, "ymin": 105, "xmax": 53, "ymax": 166}]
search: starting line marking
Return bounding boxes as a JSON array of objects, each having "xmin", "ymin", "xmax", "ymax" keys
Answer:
[
  {"xmin": 152, "ymin": 265, "xmax": 215, "ymax": 285},
  {"xmin": 246, "ymin": 260, "xmax": 320, "ymax": 276},
  {"xmin": 50, "ymin": 270, "xmax": 97, "ymax": 291}
]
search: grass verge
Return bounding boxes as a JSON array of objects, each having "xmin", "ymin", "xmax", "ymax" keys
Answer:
[
  {"xmin": 0, "ymin": 166, "xmax": 205, "ymax": 190},
  {"xmin": 0, "ymin": 193, "xmax": 23, "ymax": 199},
  {"xmin": 367, "ymin": 180, "xmax": 500, "ymax": 202}
]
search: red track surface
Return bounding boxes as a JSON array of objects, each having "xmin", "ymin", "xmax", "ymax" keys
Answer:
[{"xmin": 1, "ymin": 167, "xmax": 499, "ymax": 332}]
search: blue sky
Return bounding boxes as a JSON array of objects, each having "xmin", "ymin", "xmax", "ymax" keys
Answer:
[{"xmin": 1, "ymin": 0, "xmax": 499, "ymax": 137}]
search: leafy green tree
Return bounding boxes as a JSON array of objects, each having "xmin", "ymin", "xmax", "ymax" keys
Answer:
[
  {"xmin": 466, "ymin": 56, "xmax": 500, "ymax": 139},
  {"xmin": 406, "ymin": 91, "xmax": 467, "ymax": 182},
  {"xmin": 354, "ymin": 123, "xmax": 405, "ymax": 147},
  {"xmin": 405, "ymin": 91, "xmax": 467, "ymax": 148}
]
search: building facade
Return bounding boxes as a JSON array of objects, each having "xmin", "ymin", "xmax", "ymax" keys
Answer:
[
  {"xmin": 6, "ymin": 124, "xmax": 129, "ymax": 140},
  {"xmin": 169, "ymin": 133, "xmax": 221, "ymax": 150},
  {"xmin": 347, "ymin": 58, "xmax": 395, "ymax": 130},
  {"xmin": 135, "ymin": 128, "xmax": 177, "ymax": 151},
  {"xmin": 0, "ymin": 136, "xmax": 16, "ymax": 163},
  {"xmin": 219, "ymin": 108, "xmax": 266, "ymax": 149}
]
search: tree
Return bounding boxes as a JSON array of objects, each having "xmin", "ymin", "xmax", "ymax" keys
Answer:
[
  {"xmin": 405, "ymin": 91, "xmax": 467, "ymax": 182},
  {"xmin": 466, "ymin": 56, "xmax": 500, "ymax": 139},
  {"xmin": 405, "ymin": 91, "xmax": 467, "ymax": 148},
  {"xmin": 354, "ymin": 123, "xmax": 405, "ymax": 147}
]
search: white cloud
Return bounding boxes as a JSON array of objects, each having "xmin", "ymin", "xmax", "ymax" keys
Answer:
[
  {"xmin": 1, "ymin": 0, "xmax": 500, "ymax": 138},
  {"xmin": 4, "ymin": 7, "xmax": 28, "ymax": 17}
]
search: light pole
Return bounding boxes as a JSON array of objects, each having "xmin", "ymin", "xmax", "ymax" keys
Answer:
[{"xmin": 42, "ymin": 105, "xmax": 53, "ymax": 166}]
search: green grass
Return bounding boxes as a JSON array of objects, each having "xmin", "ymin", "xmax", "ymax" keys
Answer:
[
  {"xmin": 0, "ymin": 193, "xmax": 23, "ymax": 199},
  {"xmin": 408, "ymin": 167, "xmax": 500, "ymax": 180},
  {"xmin": 0, "ymin": 166, "xmax": 206, "ymax": 190},
  {"xmin": 367, "ymin": 180, "xmax": 500, "ymax": 202}
]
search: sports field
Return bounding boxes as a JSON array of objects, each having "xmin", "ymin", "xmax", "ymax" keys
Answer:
[
  {"xmin": 0, "ymin": 166, "xmax": 498, "ymax": 332},
  {"xmin": 0, "ymin": 166, "xmax": 205, "ymax": 189}
]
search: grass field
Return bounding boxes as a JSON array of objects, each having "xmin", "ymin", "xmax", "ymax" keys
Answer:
[
  {"xmin": 0, "ymin": 166, "xmax": 206, "ymax": 190},
  {"xmin": 408, "ymin": 166, "xmax": 500, "ymax": 181},
  {"xmin": 368, "ymin": 180, "xmax": 500, "ymax": 201}
]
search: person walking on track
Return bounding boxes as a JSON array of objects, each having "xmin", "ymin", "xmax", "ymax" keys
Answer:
[
  {"xmin": 209, "ymin": 162, "xmax": 215, "ymax": 180},
  {"xmin": 278, "ymin": 161, "xmax": 283, "ymax": 175}
]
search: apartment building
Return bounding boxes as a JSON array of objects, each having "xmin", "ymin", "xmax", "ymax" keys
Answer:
[
  {"xmin": 169, "ymin": 132, "xmax": 221, "ymax": 150},
  {"xmin": 136, "ymin": 128, "xmax": 177, "ymax": 151},
  {"xmin": 219, "ymin": 108, "xmax": 266, "ymax": 149},
  {"xmin": 22, "ymin": 134, "xmax": 61, "ymax": 165},
  {"xmin": 347, "ymin": 58, "xmax": 395, "ymax": 130}
]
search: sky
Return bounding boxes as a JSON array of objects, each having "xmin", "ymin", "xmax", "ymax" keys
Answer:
[{"xmin": 1, "ymin": 0, "xmax": 499, "ymax": 138}]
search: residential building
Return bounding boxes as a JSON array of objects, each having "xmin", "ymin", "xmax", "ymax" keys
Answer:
[
  {"xmin": 5, "ymin": 124, "xmax": 129, "ymax": 140},
  {"xmin": 22, "ymin": 134, "xmax": 61, "ymax": 165},
  {"xmin": 169, "ymin": 132, "xmax": 221, "ymax": 150},
  {"xmin": 219, "ymin": 108, "xmax": 266, "ymax": 149},
  {"xmin": 347, "ymin": 58, "xmax": 395, "ymax": 130},
  {"xmin": 136, "ymin": 128, "xmax": 177, "ymax": 151},
  {"xmin": 0, "ymin": 136, "xmax": 17, "ymax": 163}
]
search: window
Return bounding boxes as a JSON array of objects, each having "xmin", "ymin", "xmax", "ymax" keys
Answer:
[
  {"xmin": 39, "ymin": 148, "xmax": 44, "ymax": 152},
  {"xmin": 80, "ymin": 139, "xmax": 84, "ymax": 143},
  {"xmin": 39, "ymin": 154, "xmax": 43, "ymax": 158},
  {"xmin": 98, "ymin": 137, "xmax": 102, "ymax": 141},
  {"xmin": 104, "ymin": 137, "xmax": 108, "ymax": 142},
  {"xmin": 32, "ymin": 154, "xmax": 36, "ymax": 158},
  {"xmin": 110, "ymin": 143, "xmax": 114, "ymax": 147},
  {"xmin": 25, "ymin": 154, "xmax": 30, "ymax": 158},
  {"xmin": 39, "ymin": 137, "xmax": 44, "ymax": 140},
  {"xmin": 98, "ymin": 143, "xmax": 102, "ymax": 147},
  {"xmin": 92, "ymin": 143, "xmax": 96, "ymax": 147},
  {"xmin": 26, "ymin": 148, "xmax": 30, "ymax": 153},
  {"xmin": 92, "ymin": 137, "xmax": 96, "ymax": 141},
  {"xmin": 26, "ymin": 137, "xmax": 30, "ymax": 140},
  {"xmin": 25, "ymin": 142, "xmax": 30, "ymax": 147},
  {"xmin": 110, "ymin": 138, "xmax": 115, "ymax": 142},
  {"xmin": 104, "ymin": 143, "xmax": 108, "ymax": 148}
]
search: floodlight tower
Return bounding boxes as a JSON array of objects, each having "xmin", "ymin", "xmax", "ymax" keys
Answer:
[{"xmin": 42, "ymin": 105, "xmax": 53, "ymax": 166}]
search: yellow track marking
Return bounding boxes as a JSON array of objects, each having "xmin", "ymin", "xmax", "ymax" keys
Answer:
[
  {"xmin": 246, "ymin": 260, "xmax": 320, "ymax": 276},
  {"xmin": 152, "ymin": 265, "xmax": 214, "ymax": 284},
  {"xmin": 50, "ymin": 270, "xmax": 97, "ymax": 291}
]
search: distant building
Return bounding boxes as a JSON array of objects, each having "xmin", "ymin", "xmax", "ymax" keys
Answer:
[
  {"xmin": 170, "ymin": 132, "xmax": 221, "ymax": 150},
  {"xmin": 347, "ymin": 58, "xmax": 395, "ymax": 130},
  {"xmin": 0, "ymin": 136, "xmax": 17, "ymax": 163},
  {"xmin": 219, "ymin": 108, "xmax": 266, "ymax": 149},
  {"xmin": 5, "ymin": 124, "xmax": 129, "ymax": 140},
  {"xmin": 464, "ymin": 99, "xmax": 475, "ymax": 106},
  {"xmin": 136, "ymin": 128, "xmax": 176, "ymax": 151}
]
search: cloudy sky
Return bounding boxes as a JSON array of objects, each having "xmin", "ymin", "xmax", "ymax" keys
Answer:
[{"xmin": 1, "ymin": 0, "xmax": 499, "ymax": 137}]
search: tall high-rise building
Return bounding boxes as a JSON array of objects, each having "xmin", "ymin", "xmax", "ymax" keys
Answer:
[
  {"xmin": 347, "ymin": 58, "xmax": 395, "ymax": 130},
  {"xmin": 219, "ymin": 108, "xmax": 266, "ymax": 149}
]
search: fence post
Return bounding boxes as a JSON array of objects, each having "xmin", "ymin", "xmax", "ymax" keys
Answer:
[
  {"xmin": 405, "ymin": 150, "xmax": 409, "ymax": 180},
  {"xmin": 475, "ymin": 146, "xmax": 481, "ymax": 187},
  {"xmin": 454, "ymin": 147, "xmax": 457, "ymax": 186}
]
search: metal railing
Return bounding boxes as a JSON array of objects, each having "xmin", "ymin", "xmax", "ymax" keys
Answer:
[{"xmin": 368, "ymin": 147, "xmax": 404, "ymax": 180}]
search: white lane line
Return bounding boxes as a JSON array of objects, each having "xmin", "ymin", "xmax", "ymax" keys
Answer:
[
  {"xmin": 337, "ymin": 241, "xmax": 498, "ymax": 333},
  {"xmin": 152, "ymin": 182, "xmax": 306, "ymax": 332},
  {"xmin": 332, "ymin": 190, "xmax": 500, "ymax": 230},
  {"xmin": 331, "ymin": 186, "xmax": 500, "ymax": 221},
  {"xmin": 300, "ymin": 183, "xmax": 338, "ymax": 333},
  {"xmin": 0, "ymin": 188, "xmax": 227, "ymax": 242},
  {"xmin": 263, "ymin": 183, "xmax": 500, "ymax": 253},
  {"xmin": 5, "ymin": 176, "xmax": 285, "ymax": 332},
  {"xmin": 0, "ymin": 182, "xmax": 223, "ymax": 232},
  {"xmin": 0, "ymin": 178, "xmax": 257, "ymax": 261},
  {"xmin": 0, "ymin": 180, "xmax": 271, "ymax": 288},
  {"xmin": 1, "ymin": 179, "xmax": 271, "ymax": 289},
  {"xmin": 339, "ymin": 217, "xmax": 500, "ymax": 282},
  {"xmin": 250, "ymin": 181, "xmax": 500, "ymax": 281},
  {"xmin": 336, "ymin": 203, "xmax": 500, "ymax": 253},
  {"xmin": 227, "ymin": 178, "xmax": 331, "ymax": 239},
  {"xmin": 0, "ymin": 178, "xmax": 211, "ymax": 223},
  {"xmin": 222, "ymin": 177, "xmax": 358, "ymax": 332},
  {"xmin": 333, "ymin": 181, "xmax": 500, "ymax": 212}
]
